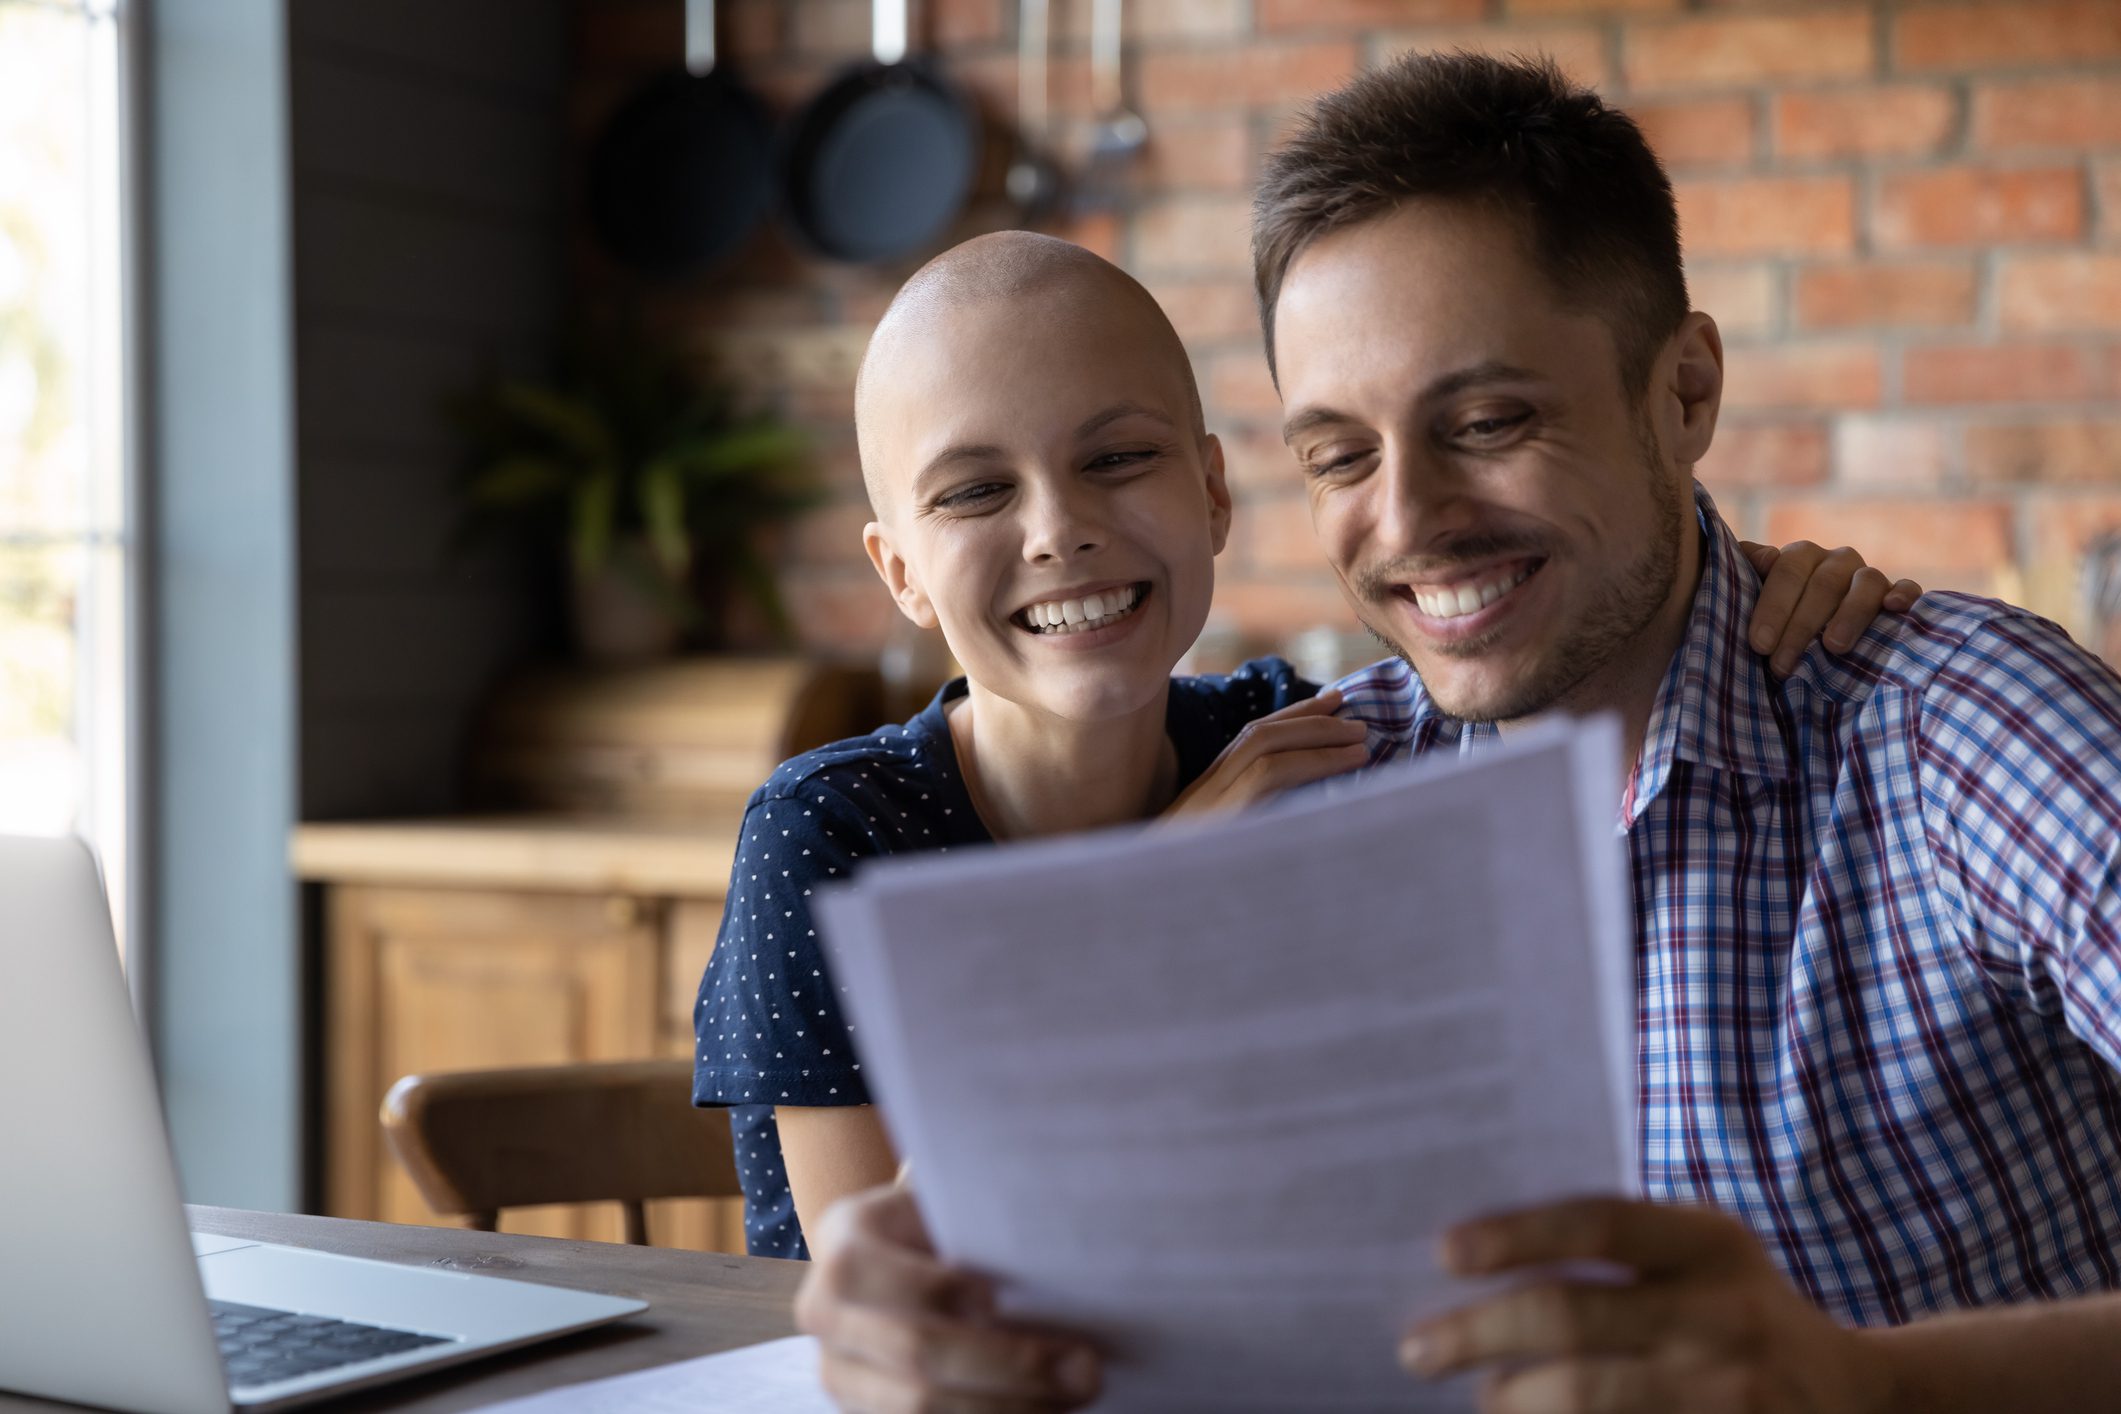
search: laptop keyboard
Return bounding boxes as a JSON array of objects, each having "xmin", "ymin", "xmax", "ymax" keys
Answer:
[{"xmin": 211, "ymin": 1298, "xmax": 455, "ymax": 1389}]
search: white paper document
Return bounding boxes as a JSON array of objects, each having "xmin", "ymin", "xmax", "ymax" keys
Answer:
[
  {"xmin": 817, "ymin": 717, "xmax": 1636, "ymax": 1411},
  {"xmin": 468, "ymin": 1335, "xmax": 833, "ymax": 1412}
]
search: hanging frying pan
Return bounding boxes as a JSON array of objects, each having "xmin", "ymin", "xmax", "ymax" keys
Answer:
[
  {"xmin": 781, "ymin": 0, "xmax": 979, "ymax": 264},
  {"xmin": 586, "ymin": 0, "xmax": 774, "ymax": 278}
]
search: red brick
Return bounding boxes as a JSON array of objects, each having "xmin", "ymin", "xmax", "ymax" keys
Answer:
[
  {"xmin": 1676, "ymin": 176, "xmax": 1858, "ymax": 258},
  {"xmin": 1509, "ymin": 0, "xmax": 1679, "ymax": 13},
  {"xmin": 1695, "ymin": 422, "xmax": 1830, "ymax": 491},
  {"xmin": 1772, "ymin": 86, "xmax": 1957, "ymax": 161},
  {"xmin": 1721, "ymin": 343, "xmax": 1882, "ymax": 411},
  {"xmin": 930, "ymin": 0, "xmax": 1004, "ymax": 48},
  {"xmin": 1965, "ymin": 419, "xmax": 2121, "ymax": 484},
  {"xmin": 1259, "ymin": 0, "xmax": 1487, "ymax": 30},
  {"xmin": 1793, "ymin": 261, "xmax": 1980, "ymax": 331},
  {"xmin": 1623, "ymin": 12, "xmax": 1874, "ymax": 92},
  {"xmin": 1873, "ymin": 167, "xmax": 2084, "ymax": 250},
  {"xmin": 1048, "ymin": 209, "xmax": 1123, "ymax": 264},
  {"xmin": 1054, "ymin": 0, "xmax": 1247, "ymax": 42},
  {"xmin": 2099, "ymin": 160, "xmax": 2121, "ymax": 246},
  {"xmin": 1834, "ymin": 418, "xmax": 1953, "ymax": 491},
  {"xmin": 791, "ymin": 0, "xmax": 869, "ymax": 57},
  {"xmin": 1896, "ymin": 1, "xmax": 2121, "ymax": 73},
  {"xmin": 1136, "ymin": 41, "xmax": 1362, "ymax": 116},
  {"xmin": 1147, "ymin": 278, "xmax": 1265, "ymax": 345},
  {"xmin": 1140, "ymin": 115, "xmax": 1255, "ymax": 192},
  {"xmin": 1762, "ymin": 499, "xmax": 2015, "ymax": 586},
  {"xmin": 1210, "ymin": 575, "xmax": 1357, "ymax": 638},
  {"xmin": 1902, "ymin": 343, "xmax": 2104, "ymax": 404},
  {"xmin": 786, "ymin": 498, "xmax": 877, "ymax": 566},
  {"xmin": 785, "ymin": 568, "xmax": 899, "ymax": 650},
  {"xmin": 1218, "ymin": 425, "xmax": 1303, "ymax": 491},
  {"xmin": 1630, "ymin": 96, "xmax": 1757, "ymax": 169},
  {"xmin": 2000, "ymin": 253, "xmax": 2121, "ymax": 332},
  {"xmin": 1206, "ymin": 351, "xmax": 1285, "ymax": 417},
  {"xmin": 2026, "ymin": 495, "xmax": 2121, "ymax": 580},
  {"xmin": 1973, "ymin": 76, "xmax": 2121, "ymax": 152},
  {"xmin": 1689, "ymin": 264, "xmax": 1778, "ymax": 337},
  {"xmin": 1236, "ymin": 492, "xmax": 1320, "ymax": 572},
  {"xmin": 1134, "ymin": 194, "xmax": 1254, "ymax": 273},
  {"xmin": 1374, "ymin": 24, "xmax": 1612, "ymax": 88}
]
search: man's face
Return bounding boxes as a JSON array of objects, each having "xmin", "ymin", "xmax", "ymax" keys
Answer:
[
  {"xmin": 1271, "ymin": 199, "xmax": 1696, "ymax": 723},
  {"xmin": 862, "ymin": 286, "xmax": 1231, "ymax": 724}
]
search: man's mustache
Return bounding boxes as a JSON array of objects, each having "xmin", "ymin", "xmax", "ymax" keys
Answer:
[{"xmin": 1352, "ymin": 532, "xmax": 1555, "ymax": 600}]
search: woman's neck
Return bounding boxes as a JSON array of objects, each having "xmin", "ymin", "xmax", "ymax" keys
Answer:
[{"xmin": 946, "ymin": 680, "xmax": 1178, "ymax": 841}]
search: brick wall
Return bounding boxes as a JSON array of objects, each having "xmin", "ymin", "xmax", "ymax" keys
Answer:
[{"xmin": 572, "ymin": 0, "xmax": 2121, "ymax": 665}]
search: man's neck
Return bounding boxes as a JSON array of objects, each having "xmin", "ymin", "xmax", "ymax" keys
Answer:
[{"xmin": 1501, "ymin": 508, "xmax": 1706, "ymax": 791}]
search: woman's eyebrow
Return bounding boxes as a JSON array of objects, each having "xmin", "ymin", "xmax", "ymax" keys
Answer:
[
  {"xmin": 1076, "ymin": 401, "xmax": 1175, "ymax": 438},
  {"xmin": 911, "ymin": 443, "xmax": 1007, "ymax": 497}
]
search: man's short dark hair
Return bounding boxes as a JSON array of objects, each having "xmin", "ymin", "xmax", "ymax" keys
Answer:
[{"xmin": 1252, "ymin": 51, "xmax": 1689, "ymax": 397}]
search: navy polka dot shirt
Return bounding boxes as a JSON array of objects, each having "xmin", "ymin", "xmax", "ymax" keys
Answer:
[{"xmin": 691, "ymin": 659, "xmax": 1318, "ymax": 1259}]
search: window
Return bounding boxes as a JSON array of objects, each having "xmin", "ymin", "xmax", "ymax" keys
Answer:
[{"xmin": 0, "ymin": 0, "xmax": 132, "ymax": 952}]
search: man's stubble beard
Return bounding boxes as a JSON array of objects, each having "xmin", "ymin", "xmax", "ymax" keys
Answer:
[{"xmin": 1359, "ymin": 418, "xmax": 1686, "ymax": 725}]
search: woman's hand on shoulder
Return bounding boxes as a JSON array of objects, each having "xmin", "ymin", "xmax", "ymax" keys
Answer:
[
  {"xmin": 1740, "ymin": 540, "xmax": 1923, "ymax": 677},
  {"xmin": 1163, "ymin": 689, "xmax": 1368, "ymax": 821}
]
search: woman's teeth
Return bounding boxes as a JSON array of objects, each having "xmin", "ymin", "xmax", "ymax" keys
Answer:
[
  {"xmin": 1411, "ymin": 564, "xmax": 1535, "ymax": 620},
  {"xmin": 1018, "ymin": 585, "xmax": 1144, "ymax": 634}
]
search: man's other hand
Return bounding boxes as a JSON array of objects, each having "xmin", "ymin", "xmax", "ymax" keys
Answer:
[
  {"xmin": 795, "ymin": 1185, "xmax": 1102, "ymax": 1413},
  {"xmin": 1401, "ymin": 1196, "xmax": 1896, "ymax": 1414}
]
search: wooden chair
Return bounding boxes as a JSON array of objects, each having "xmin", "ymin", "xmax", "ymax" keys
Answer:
[{"xmin": 380, "ymin": 1059, "xmax": 740, "ymax": 1245}]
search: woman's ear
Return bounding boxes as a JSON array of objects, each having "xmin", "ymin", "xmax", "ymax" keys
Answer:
[
  {"xmin": 1201, "ymin": 434, "xmax": 1234, "ymax": 556},
  {"xmin": 864, "ymin": 520, "xmax": 939, "ymax": 629}
]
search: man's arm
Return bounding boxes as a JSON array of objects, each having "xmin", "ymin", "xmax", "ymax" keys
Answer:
[
  {"xmin": 1399, "ymin": 1196, "xmax": 2121, "ymax": 1414},
  {"xmin": 1404, "ymin": 615, "xmax": 2121, "ymax": 1413}
]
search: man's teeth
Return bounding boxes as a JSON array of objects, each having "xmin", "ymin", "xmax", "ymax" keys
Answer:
[
  {"xmin": 1020, "ymin": 585, "xmax": 1143, "ymax": 634},
  {"xmin": 1412, "ymin": 565, "xmax": 1534, "ymax": 620}
]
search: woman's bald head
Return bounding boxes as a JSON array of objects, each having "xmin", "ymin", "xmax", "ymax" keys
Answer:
[{"xmin": 855, "ymin": 232, "xmax": 1205, "ymax": 517}]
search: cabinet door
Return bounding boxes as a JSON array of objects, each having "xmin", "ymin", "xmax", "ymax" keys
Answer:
[{"xmin": 326, "ymin": 886, "xmax": 659, "ymax": 1242}]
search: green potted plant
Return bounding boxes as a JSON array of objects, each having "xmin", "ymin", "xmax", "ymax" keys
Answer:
[{"xmin": 451, "ymin": 326, "xmax": 812, "ymax": 662}]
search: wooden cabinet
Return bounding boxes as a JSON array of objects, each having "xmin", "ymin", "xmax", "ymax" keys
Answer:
[{"xmin": 298, "ymin": 817, "xmax": 747, "ymax": 1252}]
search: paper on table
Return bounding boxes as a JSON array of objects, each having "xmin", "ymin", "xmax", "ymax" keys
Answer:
[
  {"xmin": 467, "ymin": 1336, "xmax": 833, "ymax": 1413},
  {"xmin": 817, "ymin": 716, "xmax": 1635, "ymax": 1412}
]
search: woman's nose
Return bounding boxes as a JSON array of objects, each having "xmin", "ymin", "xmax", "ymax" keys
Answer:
[{"xmin": 1021, "ymin": 484, "xmax": 1105, "ymax": 563}]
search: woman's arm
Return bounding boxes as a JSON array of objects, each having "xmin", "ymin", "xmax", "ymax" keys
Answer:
[{"xmin": 777, "ymin": 1105, "xmax": 901, "ymax": 1241}]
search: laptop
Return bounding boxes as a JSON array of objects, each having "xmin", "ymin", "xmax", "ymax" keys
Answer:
[{"xmin": 0, "ymin": 835, "xmax": 649, "ymax": 1413}]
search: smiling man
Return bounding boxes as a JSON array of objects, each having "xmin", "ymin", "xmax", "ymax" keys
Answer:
[{"xmin": 794, "ymin": 53, "xmax": 2121, "ymax": 1413}]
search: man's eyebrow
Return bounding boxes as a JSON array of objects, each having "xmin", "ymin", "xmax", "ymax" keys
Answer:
[{"xmin": 1280, "ymin": 360, "xmax": 1547, "ymax": 444}]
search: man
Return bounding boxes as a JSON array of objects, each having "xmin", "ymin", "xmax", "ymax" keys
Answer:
[{"xmin": 794, "ymin": 54, "xmax": 2121, "ymax": 1413}]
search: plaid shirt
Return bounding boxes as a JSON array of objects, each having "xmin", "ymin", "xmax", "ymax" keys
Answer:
[{"xmin": 1334, "ymin": 485, "xmax": 2121, "ymax": 1327}]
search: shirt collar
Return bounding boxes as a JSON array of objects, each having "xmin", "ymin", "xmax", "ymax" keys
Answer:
[{"xmin": 1629, "ymin": 483, "xmax": 1797, "ymax": 821}]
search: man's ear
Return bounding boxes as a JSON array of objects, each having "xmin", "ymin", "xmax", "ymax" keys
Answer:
[
  {"xmin": 1201, "ymin": 433, "xmax": 1234, "ymax": 556},
  {"xmin": 1660, "ymin": 311, "xmax": 1724, "ymax": 469},
  {"xmin": 863, "ymin": 520, "xmax": 939, "ymax": 629}
]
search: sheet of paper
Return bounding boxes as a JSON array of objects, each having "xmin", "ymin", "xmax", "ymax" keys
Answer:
[
  {"xmin": 817, "ymin": 716, "xmax": 1635, "ymax": 1412},
  {"xmin": 468, "ymin": 1335, "xmax": 833, "ymax": 1413}
]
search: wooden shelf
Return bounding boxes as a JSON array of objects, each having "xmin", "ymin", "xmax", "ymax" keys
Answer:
[{"xmin": 292, "ymin": 811, "xmax": 747, "ymax": 894}]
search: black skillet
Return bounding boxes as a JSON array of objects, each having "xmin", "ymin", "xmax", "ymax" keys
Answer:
[
  {"xmin": 781, "ymin": 0, "xmax": 980, "ymax": 264},
  {"xmin": 587, "ymin": 0, "xmax": 774, "ymax": 278}
]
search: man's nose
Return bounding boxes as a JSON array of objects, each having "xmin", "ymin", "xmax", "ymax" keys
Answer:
[
  {"xmin": 1370, "ymin": 440, "xmax": 1467, "ymax": 557},
  {"xmin": 1021, "ymin": 481, "xmax": 1105, "ymax": 563}
]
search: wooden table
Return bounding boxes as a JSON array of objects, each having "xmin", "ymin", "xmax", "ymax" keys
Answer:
[{"xmin": 0, "ymin": 1207, "xmax": 808, "ymax": 1412}]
